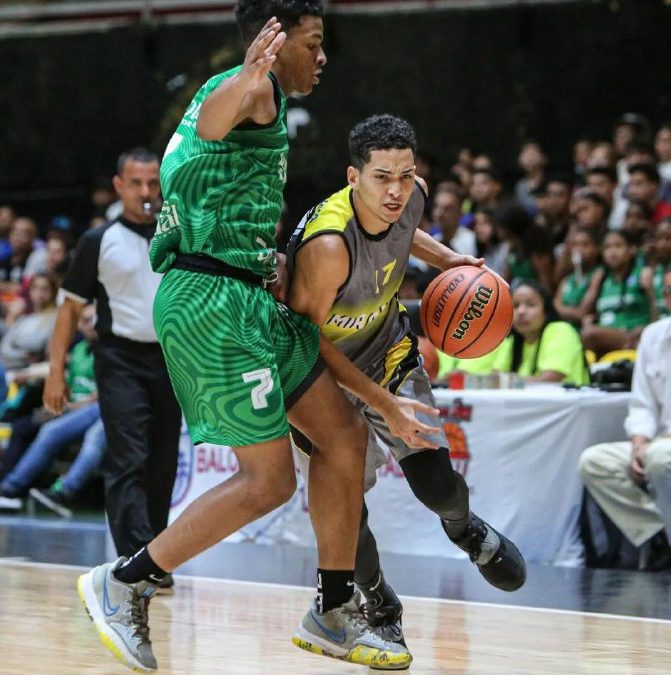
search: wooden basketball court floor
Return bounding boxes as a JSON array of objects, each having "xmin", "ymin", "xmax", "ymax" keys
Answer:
[{"xmin": 2, "ymin": 559, "xmax": 671, "ymax": 675}]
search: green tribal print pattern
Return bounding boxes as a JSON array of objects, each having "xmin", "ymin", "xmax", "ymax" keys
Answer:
[
  {"xmin": 154, "ymin": 269, "xmax": 319, "ymax": 446},
  {"xmin": 151, "ymin": 66, "xmax": 288, "ymax": 278}
]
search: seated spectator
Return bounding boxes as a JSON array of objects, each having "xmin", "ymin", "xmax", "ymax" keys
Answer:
[
  {"xmin": 470, "ymin": 167, "xmax": 503, "ymax": 211},
  {"xmin": 0, "ymin": 205, "xmax": 15, "ymax": 263},
  {"xmin": 581, "ymin": 230, "xmax": 652, "ymax": 357},
  {"xmin": 430, "ymin": 184, "xmax": 476, "ymax": 256},
  {"xmin": 472, "ymin": 153, "xmax": 494, "ymax": 171},
  {"xmin": 554, "ymin": 227, "xmax": 603, "ymax": 326},
  {"xmin": 585, "ymin": 166, "xmax": 623, "ymax": 229},
  {"xmin": 23, "ymin": 228, "xmax": 71, "ymax": 287},
  {"xmin": 642, "ymin": 219, "xmax": 671, "ymax": 320},
  {"xmin": 571, "ymin": 189, "xmax": 609, "ymax": 233},
  {"xmin": 573, "ymin": 137, "xmax": 594, "ymax": 186},
  {"xmin": 451, "ymin": 148, "xmax": 474, "ymax": 208},
  {"xmin": 0, "ymin": 273, "xmax": 58, "ymax": 370},
  {"xmin": 515, "ymin": 141, "xmax": 547, "ymax": 215},
  {"xmin": 587, "ymin": 142, "xmax": 617, "ymax": 170},
  {"xmin": 613, "ymin": 113, "xmax": 651, "ymax": 176},
  {"xmin": 543, "ymin": 175, "xmax": 573, "ymax": 248},
  {"xmin": 0, "ymin": 217, "xmax": 39, "ymax": 299},
  {"xmin": 491, "ymin": 281, "xmax": 590, "ymax": 385},
  {"xmin": 587, "ymin": 166, "xmax": 618, "ymax": 207},
  {"xmin": 623, "ymin": 199, "xmax": 654, "ymax": 250},
  {"xmin": 0, "ymin": 304, "xmax": 103, "ymax": 516},
  {"xmin": 473, "ymin": 207, "xmax": 508, "ymax": 276},
  {"xmin": 655, "ymin": 123, "xmax": 671, "ymax": 183},
  {"xmin": 579, "ymin": 273, "xmax": 671, "ymax": 570},
  {"xmin": 498, "ymin": 202, "xmax": 554, "ymax": 291},
  {"xmin": 627, "ymin": 163, "xmax": 671, "ymax": 225}
]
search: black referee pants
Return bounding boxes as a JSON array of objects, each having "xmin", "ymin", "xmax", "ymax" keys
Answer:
[{"xmin": 94, "ymin": 336, "xmax": 181, "ymax": 558}]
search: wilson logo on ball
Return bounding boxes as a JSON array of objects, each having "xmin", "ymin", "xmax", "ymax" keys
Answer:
[
  {"xmin": 431, "ymin": 272, "xmax": 465, "ymax": 327},
  {"xmin": 451, "ymin": 285, "xmax": 494, "ymax": 340}
]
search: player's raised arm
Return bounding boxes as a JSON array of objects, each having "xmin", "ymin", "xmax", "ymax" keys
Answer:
[
  {"xmin": 289, "ymin": 235, "xmax": 440, "ymax": 449},
  {"xmin": 197, "ymin": 18, "xmax": 286, "ymax": 140}
]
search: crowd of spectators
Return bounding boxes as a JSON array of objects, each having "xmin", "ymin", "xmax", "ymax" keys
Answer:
[
  {"xmin": 405, "ymin": 113, "xmax": 671, "ymax": 385},
  {"xmin": 0, "ymin": 181, "xmax": 120, "ymax": 517}
]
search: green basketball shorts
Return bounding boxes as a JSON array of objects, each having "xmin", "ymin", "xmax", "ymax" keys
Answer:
[{"xmin": 153, "ymin": 267, "xmax": 322, "ymax": 447}]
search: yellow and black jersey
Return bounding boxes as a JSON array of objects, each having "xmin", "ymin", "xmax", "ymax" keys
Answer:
[{"xmin": 287, "ymin": 182, "xmax": 426, "ymax": 385}]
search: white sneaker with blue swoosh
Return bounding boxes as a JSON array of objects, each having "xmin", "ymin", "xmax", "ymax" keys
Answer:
[
  {"xmin": 77, "ymin": 557, "xmax": 158, "ymax": 672},
  {"xmin": 292, "ymin": 596, "xmax": 412, "ymax": 670}
]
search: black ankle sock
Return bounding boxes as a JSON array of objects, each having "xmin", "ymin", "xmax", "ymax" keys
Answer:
[
  {"xmin": 317, "ymin": 569, "xmax": 355, "ymax": 613},
  {"xmin": 443, "ymin": 510, "xmax": 470, "ymax": 540},
  {"xmin": 114, "ymin": 547, "xmax": 168, "ymax": 585}
]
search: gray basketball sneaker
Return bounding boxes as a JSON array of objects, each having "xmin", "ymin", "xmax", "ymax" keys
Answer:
[
  {"xmin": 292, "ymin": 596, "xmax": 412, "ymax": 670},
  {"xmin": 77, "ymin": 558, "xmax": 158, "ymax": 672}
]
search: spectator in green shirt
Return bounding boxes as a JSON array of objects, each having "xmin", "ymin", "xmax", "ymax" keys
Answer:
[
  {"xmin": 581, "ymin": 229, "xmax": 653, "ymax": 357},
  {"xmin": 554, "ymin": 226, "xmax": 603, "ymax": 328}
]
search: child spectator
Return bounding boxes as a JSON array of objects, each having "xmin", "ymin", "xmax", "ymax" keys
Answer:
[
  {"xmin": 642, "ymin": 219, "xmax": 671, "ymax": 320},
  {"xmin": 581, "ymin": 230, "xmax": 652, "ymax": 356},
  {"xmin": 554, "ymin": 227, "xmax": 602, "ymax": 326}
]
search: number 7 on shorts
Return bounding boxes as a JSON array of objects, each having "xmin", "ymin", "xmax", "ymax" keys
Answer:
[{"xmin": 242, "ymin": 369, "xmax": 274, "ymax": 410}]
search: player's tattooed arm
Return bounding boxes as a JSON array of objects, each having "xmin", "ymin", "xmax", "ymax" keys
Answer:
[{"xmin": 197, "ymin": 18, "xmax": 286, "ymax": 140}]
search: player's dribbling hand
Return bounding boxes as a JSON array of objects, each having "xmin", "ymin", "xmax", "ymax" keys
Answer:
[
  {"xmin": 446, "ymin": 254, "xmax": 484, "ymax": 269},
  {"xmin": 43, "ymin": 369, "xmax": 69, "ymax": 416},
  {"xmin": 380, "ymin": 395, "xmax": 442, "ymax": 450},
  {"xmin": 240, "ymin": 17, "xmax": 287, "ymax": 90}
]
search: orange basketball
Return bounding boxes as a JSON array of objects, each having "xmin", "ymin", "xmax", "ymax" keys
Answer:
[{"xmin": 420, "ymin": 266, "xmax": 512, "ymax": 358}]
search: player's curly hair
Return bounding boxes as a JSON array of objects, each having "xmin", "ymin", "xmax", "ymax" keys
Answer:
[
  {"xmin": 235, "ymin": 1, "xmax": 324, "ymax": 45},
  {"xmin": 348, "ymin": 115, "xmax": 417, "ymax": 170}
]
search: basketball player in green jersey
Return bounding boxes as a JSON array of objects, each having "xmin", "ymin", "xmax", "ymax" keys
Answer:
[
  {"xmin": 76, "ymin": 4, "xmax": 421, "ymax": 671},
  {"xmin": 287, "ymin": 115, "xmax": 526, "ymax": 653}
]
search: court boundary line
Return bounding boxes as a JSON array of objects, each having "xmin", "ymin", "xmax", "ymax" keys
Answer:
[{"xmin": 3, "ymin": 557, "xmax": 671, "ymax": 626}]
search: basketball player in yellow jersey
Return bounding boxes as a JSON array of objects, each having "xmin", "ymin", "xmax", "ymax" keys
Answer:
[{"xmin": 287, "ymin": 115, "xmax": 526, "ymax": 653}]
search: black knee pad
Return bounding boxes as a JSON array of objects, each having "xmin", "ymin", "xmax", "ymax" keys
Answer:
[{"xmin": 400, "ymin": 448, "xmax": 469, "ymax": 521}]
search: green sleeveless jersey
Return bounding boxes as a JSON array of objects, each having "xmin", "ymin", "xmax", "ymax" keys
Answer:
[
  {"xmin": 596, "ymin": 264, "xmax": 651, "ymax": 329},
  {"xmin": 561, "ymin": 266, "xmax": 601, "ymax": 307},
  {"xmin": 151, "ymin": 66, "xmax": 288, "ymax": 277}
]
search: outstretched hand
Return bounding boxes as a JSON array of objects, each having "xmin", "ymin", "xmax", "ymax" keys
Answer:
[
  {"xmin": 240, "ymin": 17, "xmax": 286, "ymax": 90},
  {"xmin": 379, "ymin": 395, "xmax": 442, "ymax": 450}
]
